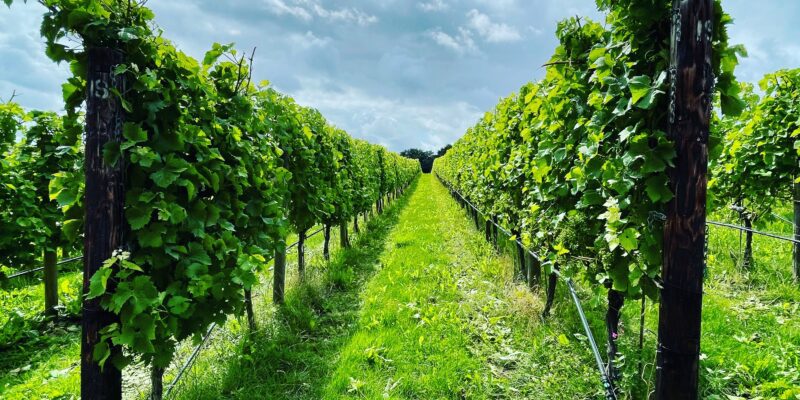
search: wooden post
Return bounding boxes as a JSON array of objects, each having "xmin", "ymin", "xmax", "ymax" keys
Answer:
[
  {"xmin": 655, "ymin": 0, "xmax": 713, "ymax": 398},
  {"xmin": 273, "ymin": 246, "xmax": 286, "ymax": 304},
  {"xmin": 150, "ymin": 366, "xmax": 164, "ymax": 400},
  {"xmin": 742, "ymin": 214, "xmax": 753, "ymax": 269},
  {"xmin": 43, "ymin": 246, "xmax": 58, "ymax": 315},
  {"xmin": 323, "ymin": 224, "xmax": 331, "ymax": 261},
  {"xmin": 340, "ymin": 223, "xmax": 350, "ymax": 249},
  {"xmin": 82, "ymin": 47, "xmax": 124, "ymax": 400},
  {"xmin": 605, "ymin": 289, "xmax": 625, "ymax": 384},
  {"xmin": 794, "ymin": 182, "xmax": 800, "ymax": 283},
  {"xmin": 542, "ymin": 272, "xmax": 557, "ymax": 318},
  {"xmin": 298, "ymin": 229, "xmax": 306, "ymax": 281},
  {"xmin": 244, "ymin": 289, "xmax": 255, "ymax": 330},
  {"xmin": 528, "ymin": 252, "xmax": 541, "ymax": 290}
]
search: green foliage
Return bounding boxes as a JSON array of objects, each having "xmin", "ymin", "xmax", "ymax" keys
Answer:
[
  {"xmin": 711, "ymin": 69, "xmax": 800, "ymax": 221},
  {"xmin": 435, "ymin": 0, "xmax": 742, "ymax": 300},
  {"xmin": 0, "ymin": 105, "xmax": 83, "ymax": 270},
  {"xmin": 8, "ymin": 0, "xmax": 418, "ymax": 371}
]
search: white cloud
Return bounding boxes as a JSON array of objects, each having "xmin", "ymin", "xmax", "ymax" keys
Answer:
[
  {"xmin": 427, "ymin": 28, "xmax": 478, "ymax": 55},
  {"xmin": 263, "ymin": 0, "xmax": 377, "ymax": 26},
  {"xmin": 288, "ymin": 31, "xmax": 331, "ymax": 50},
  {"xmin": 419, "ymin": 0, "xmax": 448, "ymax": 12},
  {"xmin": 465, "ymin": 9, "xmax": 521, "ymax": 42},
  {"xmin": 262, "ymin": 0, "xmax": 313, "ymax": 20},
  {"xmin": 291, "ymin": 77, "xmax": 482, "ymax": 151},
  {"xmin": 473, "ymin": 0, "xmax": 517, "ymax": 11}
]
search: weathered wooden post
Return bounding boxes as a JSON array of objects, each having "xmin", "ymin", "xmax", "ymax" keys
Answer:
[
  {"xmin": 273, "ymin": 245, "xmax": 286, "ymax": 304},
  {"xmin": 655, "ymin": 0, "xmax": 713, "ymax": 398},
  {"xmin": 794, "ymin": 182, "xmax": 800, "ymax": 282},
  {"xmin": 244, "ymin": 289, "xmax": 255, "ymax": 330},
  {"xmin": 82, "ymin": 47, "xmax": 125, "ymax": 400},
  {"xmin": 43, "ymin": 245, "xmax": 58, "ymax": 315},
  {"xmin": 323, "ymin": 224, "xmax": 331, "ymax": 261},
  {"xmin": 298, "ymin": 229, "xmax": 307, "ymax": 280},
  {"xmin": 340, "ymin": 223, "xmax": 350, "ymax": 249}
]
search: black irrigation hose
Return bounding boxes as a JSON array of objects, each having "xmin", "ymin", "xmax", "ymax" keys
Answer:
[
  {"xmin": 707, "ymin": 220, "xmax": 800, "ymax": 245},
  {"xmin": 163, "ymin": 215, "xmax": 372, "ymax": 398},
  {"xmin": 561, "ymin": 273, "xmax": 618, "ymax": 400},
  {"xmin": 286, "ymin": 226, "xmax": 325, "ymax": 251},
  {"xmin": 164, "ymin": 323, "xmax": 216, "ymax": 399},
  {"xmin": 437, "ymin": 175, "xmax": 617, "ymax": 398},
  {"xmin": 6, "ymin": 255, "xmax": 83, "ymax": 280}
]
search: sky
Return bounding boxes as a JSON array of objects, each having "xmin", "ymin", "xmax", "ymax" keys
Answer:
[{"xmin": 1, "ymin": 1, "xmax": 798, "ymax": 152}]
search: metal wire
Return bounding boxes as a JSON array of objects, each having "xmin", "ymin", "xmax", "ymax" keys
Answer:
[
  {"xmin": 438, "ymin": 174, "xmax": 616, "ymax": 398},
  {"xmin": 563, "ymin": 275, "xmax": 618, "ymax": 400},
  {"xmin": 707, "ymin": 220, "xmax": 800, "ymax": 245},
  {"xmin": 286, "ymin": 227, "xmax": 325, "ymax": 250},
  {"xmin": 5, "ymin": 255, "xmax": 83, "ymax": 280},
  {"xmin": 163, "ymin": 223, "xmax": 343, "ymax": 398},
  {"xmin": 164, "ymin": 323, "xmax": 217, "ymax": 399}
]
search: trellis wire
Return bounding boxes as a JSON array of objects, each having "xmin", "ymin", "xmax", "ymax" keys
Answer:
[
  {"xmin": 438, "ymin": 175, "xmax": 616, "ymax": 398},
  {"xmin": 163, "ymin": 225, "xmax": 325, "ymax": 399},
  {"xmin": 5, "ymin": 255, "xmax": 83, "ymax": 280},
  {"xmin": 706, "ymin": 220, "xmax": 800, "ymax": 245}
]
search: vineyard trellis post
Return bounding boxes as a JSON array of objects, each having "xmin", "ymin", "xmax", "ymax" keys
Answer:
[
  {"xmin": 655, "ymin": 0, "xmax": 713, "ymax": 398},
  {"xmin": 273, "ymin": 245, "xmax": 286, "ymax": 304},
  {"xmin": 43, "ymin": 245, "xmax": 58, "ymax": 314},
  {"xmin": 82, "ymin": 47, "xmax": 125, "ymax": 400},
  {"xmin": 794, "ymin": 181, "xmax": 800, "ymax": 282}
]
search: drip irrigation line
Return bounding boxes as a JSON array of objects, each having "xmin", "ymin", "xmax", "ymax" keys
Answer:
[
  {"xmin": 164, "ymin": 323, "xmax": 216, "ymax": 399},
  {"xmin": 771, "ymin": 212, "xmax": 798, "ymax": 229},
  {"xmin": 6, "ymin": 255, "xmax": 83, "ymax": 280},
  {"xmin": 163, "ymin": 208, "xmax": 384, "ymax": 397},
  {"xmin": 439, "ymin": 175, "xmax": 616, "ymax": 398},
  {"xmin": 560, "ymin": 273, "xmax": 618, "ymax": 400},
  {"xmin": 286, "ymin": 227, "xmax": 325, "ymax": 251},
  {"xmin": 707, "ymin": 220, "xmax": 800, "ymax": 245}
]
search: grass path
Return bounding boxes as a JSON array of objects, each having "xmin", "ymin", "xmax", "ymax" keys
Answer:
[
  {"xmin": 322, "ymin": 174, "xmax": 548, "ymax": 399},
  {"xmin": 5, "ymin": 174, "xmax": 792, "ymax": 399}
]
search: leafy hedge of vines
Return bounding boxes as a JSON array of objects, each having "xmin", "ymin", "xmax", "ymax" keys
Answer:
[
  {"xmin": 3, "ymin": 0, "xmax": 418, "ymax": 369},
  {"xmin": 434, "ymin": 0, "xmax": 743, "ymax": 301},
  {"xmin": 711, "ymin": 69, "xmax": 800, "ymax": 222}
]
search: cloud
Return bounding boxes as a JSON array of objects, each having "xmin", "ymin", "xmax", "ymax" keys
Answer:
[
  {"xmin": 262, "ymin": 0, "xmax": 377, "ymax": 26},
  {"xmin": 465, "ymin": 9, "xmax": 521, "ymax": 42},
  {"xmin": 291, "ymin": 77, "xmax": 482, "ymax": 151},
  {"xmin": 262, "ymin": 0, "xmax": 312, "ymax": 20},
  {"xmin": 427, "ymin": 28, "xmax": 478, "ymax": 55},
  {"xmin": 419, "ymin": 0, "xmax": 448, "ymax": 12},
  {"xmin": 288, "ymin": 31, "xmax": 331, "ymax": 50},
  {"xmin": 3, "ymin": 0, "xmax": 799, "ymax": 154}
]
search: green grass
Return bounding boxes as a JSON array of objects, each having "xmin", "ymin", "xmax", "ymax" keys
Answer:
[
  {"xmin": 0, "ymin": 270, "xmax": 83, "ymax": 399},
  {"xmin": 169, "ymin": 183, "xmax": 415, "ymax": 399},
  {"xmin": 2, "ymin": 175, "xmax": 798, "ymax": 399}
]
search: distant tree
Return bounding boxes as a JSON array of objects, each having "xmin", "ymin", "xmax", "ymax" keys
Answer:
[
  {"xmin": 400, "ymin": 146, "xmax": 451, "ymax": 174},
  {"xmin": 400, "ymin": 148, "xmax": 433, "ymax": 160}
]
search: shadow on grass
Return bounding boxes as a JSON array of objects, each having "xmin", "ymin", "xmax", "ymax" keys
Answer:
[{"xmin": 172, "ymin": 179, "xmax": 417, "ymax": 400}]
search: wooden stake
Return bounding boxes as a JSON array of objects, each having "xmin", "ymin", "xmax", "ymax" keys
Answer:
[
  {"xmin": 82, "ymin": 47, "xmax": 124, "ymax": 400},
  {"xmin": 655, "ymin": 0, "xmax": 713, "ymax": 398},
  {"xmin": 43, "ymin": 246, "xmax": 58, "ymax": 315},
  {"xmin": 794, "ymin": 182, "xmax": 800, "ymax": 282},
  {"xmin": 273, "ymin": 246, "xmax": 286, "ymax": 305}
]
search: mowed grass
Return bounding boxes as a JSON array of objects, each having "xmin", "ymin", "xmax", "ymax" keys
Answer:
[
  {"xmin": 322, "ymin": 174, "xmax": 484, "ymax": 399},
  {"xmin": 170, "ymin": 181, "xmax": 416, "ymax": 400},
  {"xmin": 0, "ymin": 269, "xmax": 83, "ymax": 399},
  {"xmin": 174, "ymin": 174, "xmax": 800, "ymax": 399},
  {"xmin": 2, "ymin": 174, "xmax": 797, "ymax": 399}
]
